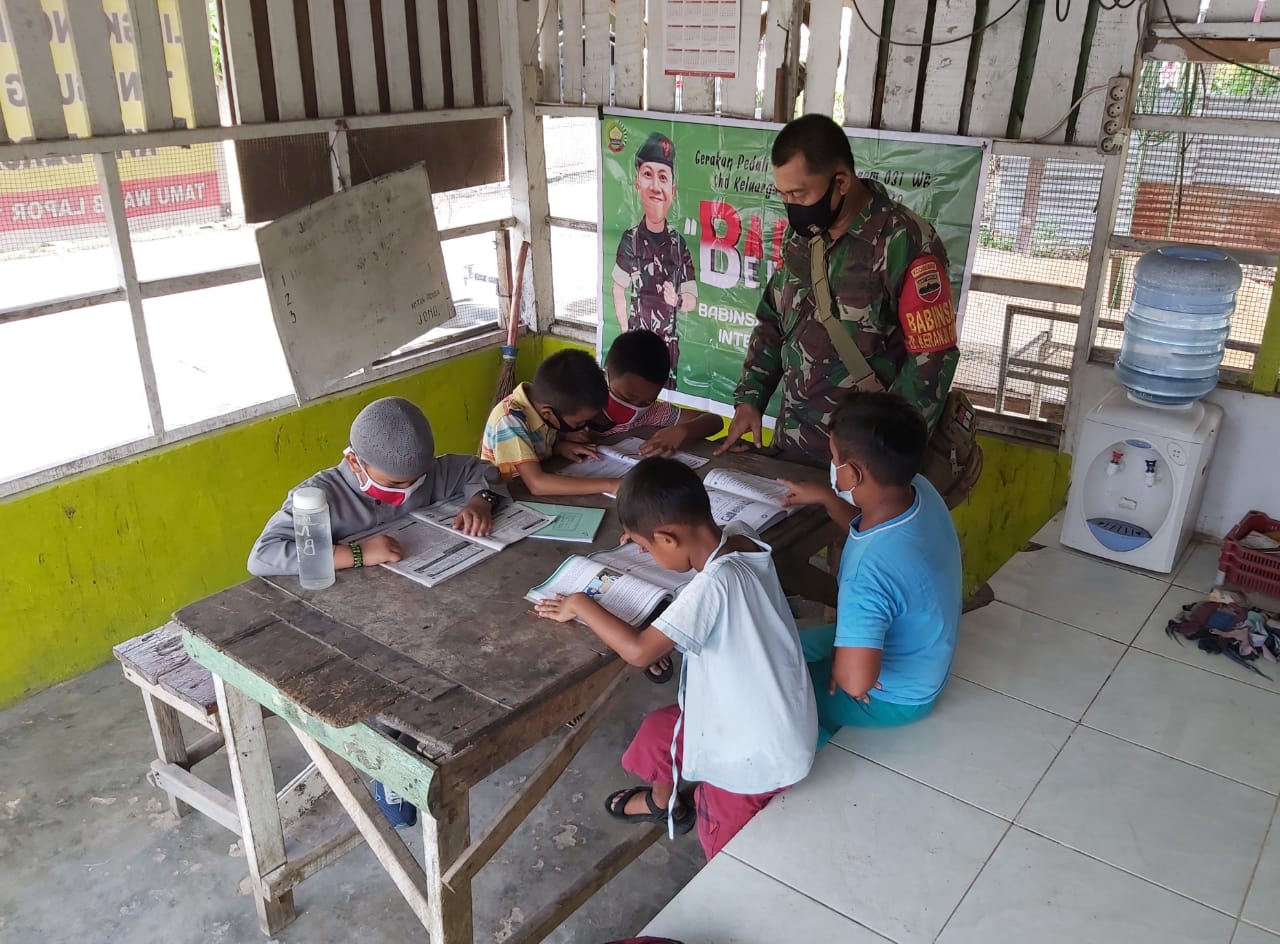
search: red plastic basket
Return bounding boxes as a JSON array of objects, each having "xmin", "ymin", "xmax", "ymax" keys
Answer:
[{"xmin": 1219, "ymin": 511, "xmax": 1280, "ymax": 597}]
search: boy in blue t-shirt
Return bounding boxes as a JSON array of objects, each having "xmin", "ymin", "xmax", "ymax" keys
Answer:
[{"xmin": 779, "ymin": 391, "xmax": 962, "ymax": 745}]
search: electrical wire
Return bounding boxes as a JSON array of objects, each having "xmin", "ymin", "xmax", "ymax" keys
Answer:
[
  {"xmin": 1057, "ymin": 0, "xmax": 1072, "ymax": 23},
  {"xmin": 1159, "ymin": 0, "xmax": 1280, "ymax": 84},
  {"xmin": 850, "ymin": 0, "xmax": 1027, "ymax": 47},
  {"xmin": 1024, "ymin": 84, "xmax": 1106, "ymax": 140}
]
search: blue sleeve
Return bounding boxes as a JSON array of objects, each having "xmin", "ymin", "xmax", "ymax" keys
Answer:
[{"xmin": 835, "ymin": 556, "xmax": 901, "ymax": 650}]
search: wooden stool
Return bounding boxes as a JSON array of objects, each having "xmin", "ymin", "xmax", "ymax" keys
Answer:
[{"xmin": 113, "ymin": 622, "xmax": 328, "ymax": 835}]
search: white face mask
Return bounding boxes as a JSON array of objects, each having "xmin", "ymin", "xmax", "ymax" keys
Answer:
[{"xmin": 829, "ymin": 461, "xmax": 856, "ymax": 505}]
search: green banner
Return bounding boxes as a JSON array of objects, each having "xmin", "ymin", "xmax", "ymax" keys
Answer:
[{"xmin": 598, "ymin": 110, "xmax": 986, "ymax": 414}]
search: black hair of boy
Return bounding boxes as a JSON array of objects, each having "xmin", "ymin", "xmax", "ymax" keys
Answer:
[
  {"xmin": 617, "ymin": 457, "xmax": 713, "ymax": 539},
  {"xmin": 531, "ymin": 349, "xmax": 609, "ymax": 414},
  {"xmin": 771, "ymin": 113, "xmax": 857, "ymax": 176},
  {"xmin": 830, "ymin": 392, "xmax": 928, "ymax": 487},
  {"xmin": 605, "ymin": 330, "xmax": 673, "ymax": 386}
]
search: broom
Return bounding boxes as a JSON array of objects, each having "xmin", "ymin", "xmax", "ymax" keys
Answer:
[{"xmin": 493, "ymin": 240, "xmax": 531, "ymax": 406}]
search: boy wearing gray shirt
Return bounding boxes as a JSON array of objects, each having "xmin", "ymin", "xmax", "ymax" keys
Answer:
[{"xmin": 248, "ymin": 397, "xmax": 505, "ymax": 576}]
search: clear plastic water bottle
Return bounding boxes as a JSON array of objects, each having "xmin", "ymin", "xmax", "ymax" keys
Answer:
[
  {"xmin": 293, "ymin": 487, "xmax": 335, "ymax": 590},
  {"xmin": 1114, "ymin": 245, "xmax": 1242, "ymax": 407}
]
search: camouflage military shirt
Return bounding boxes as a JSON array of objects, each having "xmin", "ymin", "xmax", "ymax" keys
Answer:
[
  {"xmin": 734, "ymin": 179, "xmax": 960, "ymax": 463},
  {"xmin": 613, "ymin": 222, "xmax": 697, "ymax": 389}
]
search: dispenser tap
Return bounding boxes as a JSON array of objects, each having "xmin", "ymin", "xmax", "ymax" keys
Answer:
[
  {"xmin": 1107, "ymin": 450, "xmax": 1124, "ymax": 477},
  {"xmin": 1144, "ymin": 458, "xmax": 1157, "ymax": 487}
]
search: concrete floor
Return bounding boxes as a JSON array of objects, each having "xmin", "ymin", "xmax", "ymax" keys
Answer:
[{"xmin": 0, "ymin": 660, "xmax": 702, "ymax": 944}]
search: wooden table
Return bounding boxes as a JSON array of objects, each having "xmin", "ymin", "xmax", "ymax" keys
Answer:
[{"xmin": 175, "ymin": 446, "xmax": 836, "ymax": 943}]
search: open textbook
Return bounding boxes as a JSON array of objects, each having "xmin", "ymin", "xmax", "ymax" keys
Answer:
[
  {"xmin": 557, "ymin": 436, "xmax": 709, "ymax": 481},
  {"xmin": 374, "ymin": 518, "xmax": 498, "ymax": 588},
  {"xmin": 703, "ymin": 468, "xmax": 800, "ymax": 533},
  {"xmin": 411, "ymin": 499, "xmax": 553, "ymax": 551},
  {"xmin": 359, "ymin": 499, "xmax": 553, "ymax": 589},
  {"xmin": 527, "ymin": 553, "xmax": 685, "ymax": 627}
]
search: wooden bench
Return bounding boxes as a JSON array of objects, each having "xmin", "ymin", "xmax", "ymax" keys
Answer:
[{"xmin": 113, "ymin": 622, "xmax": 330, "ymax": 836}]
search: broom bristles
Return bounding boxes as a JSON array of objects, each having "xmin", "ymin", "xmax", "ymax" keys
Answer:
[{"xmin": 493, "ymin": 363, "xmax": 518, "ymax": 405}]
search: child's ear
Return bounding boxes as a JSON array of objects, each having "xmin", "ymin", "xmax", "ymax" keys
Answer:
[{"xmin": 653, "ymin": 528, "xmax": 681, "ymax": 549}]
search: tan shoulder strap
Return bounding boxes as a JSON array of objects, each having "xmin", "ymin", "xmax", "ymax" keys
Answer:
[{"xmin": 808, "ymin": 235, "xmax": 881, "ymax": 391}]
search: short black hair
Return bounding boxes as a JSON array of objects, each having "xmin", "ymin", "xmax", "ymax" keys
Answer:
[
  {"xmin": 830, "ymin": 392, "xmax": 928, "ymax": 487},
  {"xmin": 617, "ymin": 457, "xmax": 714, "ymax": 539},
  {"xmin": 530, "ymin": 349, "xmax": 608, "ymax": 414},
  {"xmin": 604, "ymin": 330, "xmax": 672, "ymax": 386},
  {"xmin": 771, "ymin": 114, "xmax": 856, "ymax": 177}
]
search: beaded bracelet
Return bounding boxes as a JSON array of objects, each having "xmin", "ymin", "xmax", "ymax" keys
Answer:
[{"xmin": 349, "ymin": 543, "xmax": 363, "ymax": 568}]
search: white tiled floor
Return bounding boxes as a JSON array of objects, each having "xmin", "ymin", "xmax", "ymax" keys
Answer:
[{"xmin": 644, "ymin": 525, "xmax": 1280, "ymax": 944}]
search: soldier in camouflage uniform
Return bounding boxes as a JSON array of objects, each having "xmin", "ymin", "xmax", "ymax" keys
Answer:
[
  {"xmin": 611, "ymin": 132, "xmax": 697, "ymax": 390},
  {"xmin": 718, "ymin": 114, "xmax": 960, "ymax": 466}
]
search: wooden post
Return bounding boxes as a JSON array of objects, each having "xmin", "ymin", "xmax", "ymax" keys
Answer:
[
  {"xmin": 500, "ymin": 0, "xmax": 557, "ymax": 331},
  {"xmin": 1251, "ymin": 257, "xmax": 1280, "ymax": 395},
  {"xmin": 214, "ymin": 677, "xmax": 296, "ymax": 935},
  {"xmin": 423, "ymin": 786, "xmax": 473, "ymax": 944},
  {"xmin": 141, "ymin": 692, "xmax": 191, "ymax": 817}
]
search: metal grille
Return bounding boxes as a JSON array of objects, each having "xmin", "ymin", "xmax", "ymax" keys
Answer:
[
  {"xmin": 957, "ymin": 153, "xmax": 1104, "ymax": 431},
  {"xmin": 974, "ymin": 155, "xmax": 1102, "ymax": 286},
  {"xmin": 551, "ymin": 224, "xmax": 599, "ymax": 324},
  {"xmin": 0, "ymin": 302, "xmax": 151, "ymax": 482},
  {"xmin": 958, "ymin": 291, "xmax": 1080, "ymax": 426},
  {"xmin": 1132, "ymin": 59, "xmax": 1280, "ymax": 125},
  {"xmin": 0, "ymin": 154, "xmax": 116, "ymax": 307},
  {"xmin": 1115, "ymin": 129, "xmax": 1280, "ymax": 258},
  {"xmin": 545, "ymin": 116, "xmax": 598, "ymax": 223}
]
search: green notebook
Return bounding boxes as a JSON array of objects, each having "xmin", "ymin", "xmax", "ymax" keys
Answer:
[{"xmin": 519, "ymin": 502, "xmax": 606, "ymax": 544}]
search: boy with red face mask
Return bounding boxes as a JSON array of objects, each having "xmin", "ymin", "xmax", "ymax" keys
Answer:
[
  {"xmin": 590, "ymin": 330, "xmax": 722, "ymax": 457},
  {"xmin": 247, "ymin": 397, "xmax": 506, "ymax": 577}
]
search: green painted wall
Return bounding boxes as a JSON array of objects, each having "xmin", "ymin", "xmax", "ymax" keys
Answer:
[
  {"xmin": 954, "ymin": 435, "xmax": 1072, "ymax": 597},
  {"xmin": 0, "ymin": 346, "xmax": 509, "ymax": 708},
  {"xmin": 1, "ymin": 330, "xmax": 1067, "ymax": 708}
]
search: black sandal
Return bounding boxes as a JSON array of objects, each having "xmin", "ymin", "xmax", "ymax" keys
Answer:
[
  {"xmin": 644, "ymin": 657, "xmax": 674, "ymax": 685},
  {"xmin": 603, "ymin": 786, "xmax": 696, "ymax": 834}
]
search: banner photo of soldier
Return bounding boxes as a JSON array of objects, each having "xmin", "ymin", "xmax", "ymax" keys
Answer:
[
  {"xmin": 0, "ymin": 0, "xmax": 229, "ymax": 235},
  {"xmin": 597, "ymin": 110, "xmax": 985, "ymax": 418}
]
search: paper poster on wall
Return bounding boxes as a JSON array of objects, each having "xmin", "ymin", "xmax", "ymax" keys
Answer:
[
  {"xmin": 598, "ymin": 109, "xmax": 987, "ymax": 417},
  {"xmin": 663, "ymin": 0, "xmax": 740, "ymax": 78},
  {"xmin": 257, "ymin": 163, "xmax": 454, "ymax": 402}
]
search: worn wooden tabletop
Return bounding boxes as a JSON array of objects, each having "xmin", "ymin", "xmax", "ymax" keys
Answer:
[{"xmin": 174, "ymin": 443, "xmax": 830, "ymax": 767}]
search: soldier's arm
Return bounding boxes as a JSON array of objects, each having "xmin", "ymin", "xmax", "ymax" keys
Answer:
[
  {"xmin": 733, "ymin": 271, "xmax": 786, "ymax": 410},
  {"xmin": 885, "ymin": 229, "xmax": 960, "ymax": 431}
]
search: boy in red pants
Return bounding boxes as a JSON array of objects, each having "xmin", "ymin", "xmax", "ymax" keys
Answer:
[{"xmin": 534, "ymin": 458, "xmax": 817, "ymax": 860}]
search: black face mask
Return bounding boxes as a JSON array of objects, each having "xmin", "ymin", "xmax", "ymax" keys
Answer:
[
  {"xmin": 548, "ymin": 405, "xmax": 590, "ymax": 433},
  {"xmin": 785, "ymin": 175, "xmax": 842, "ymax": 238}
]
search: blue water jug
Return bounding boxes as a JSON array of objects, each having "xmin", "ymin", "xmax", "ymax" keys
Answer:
[{"xmin": 1114, "ymin": 245, "xmax": 1242, "ymax": 406}]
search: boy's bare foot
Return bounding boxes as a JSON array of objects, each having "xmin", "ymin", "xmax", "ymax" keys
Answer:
[{"xmin": 644, "ymin": 656, "xmax": 674, "ymax": 684}]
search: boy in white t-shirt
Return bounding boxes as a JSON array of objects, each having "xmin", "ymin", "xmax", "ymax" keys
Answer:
[{"xmin": 534, "ymin": 457, "xmax": 817, "ymax": 860}]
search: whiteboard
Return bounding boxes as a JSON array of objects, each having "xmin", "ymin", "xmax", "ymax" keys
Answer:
[{"xmin": 256, "ymin": 163, "xmax": 455, "ymax": 401}]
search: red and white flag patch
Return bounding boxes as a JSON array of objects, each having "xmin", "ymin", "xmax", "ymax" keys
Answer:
[{"xmin": 898, "ymin": 254, "xmax": 957, "ymax": 354}]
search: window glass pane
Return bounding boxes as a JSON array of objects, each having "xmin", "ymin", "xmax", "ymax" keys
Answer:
[
  {"xmin": 142, "ymin": 280, "xmax": 293, "ymax": 430},
  {"xmin": 545, "ymin": 116, "xmax": 598, "ymax": 222},
  {"xmin": 551, "ymin": 225, "xmax": 600, "ymax": 324},
  {"xmin": 0, "ymin": 304, "xmax": 151, "ymax": 483}
]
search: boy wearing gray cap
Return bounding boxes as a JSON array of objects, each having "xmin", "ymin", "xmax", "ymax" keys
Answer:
[{"xmin": 248, "ymin": 396, "xmax": 506, "ymax": 576}]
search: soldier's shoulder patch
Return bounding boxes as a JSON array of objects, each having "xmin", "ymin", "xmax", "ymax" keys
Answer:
[{"xmin": 897, "ymin": 254, "xmax": 957, "ymax": 354}]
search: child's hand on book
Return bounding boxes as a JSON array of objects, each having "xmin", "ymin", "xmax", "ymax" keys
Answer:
[
  {"xmin": 555, "ymin": 439, "xmax": 600, "ymax": 463},
  {"xmin": 533, "ymin": 593, "xmax": 583, "ymax": 623},
  {"xmin": 453, "ymin": 497, "xmax": 493, "ymax": 538},
  {"xmin": 778, "ymin": 478, "xmax": 835, "ymax": 508},
  {"xmin": 361, "ymin": 533, "xmax": 404, "ymax": 566},
  {"xmin": 639, "ymin": 425, "xmax": 691, "ymax": 458}
]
